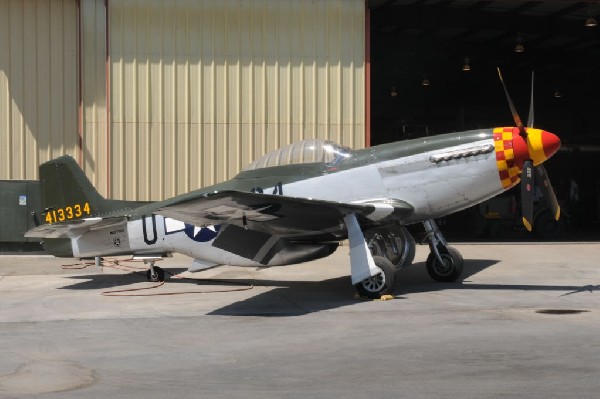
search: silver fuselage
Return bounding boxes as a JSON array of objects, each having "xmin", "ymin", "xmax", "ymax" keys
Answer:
[{"xmin": 70, "ymin": 130, "xmax": 507, "ymax": 267}]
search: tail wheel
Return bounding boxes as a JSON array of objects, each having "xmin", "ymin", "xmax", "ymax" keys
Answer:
[
  {"xmin": 426, "ymin": 246, "xmax": 463, "ymax": 282},
  {"xmin": 355, "ymin": 256, "xmax": 396, "ymax": 299},
  {"xmin": 146, "ymin": 266, "xmax": 165, "ymax": 282}
]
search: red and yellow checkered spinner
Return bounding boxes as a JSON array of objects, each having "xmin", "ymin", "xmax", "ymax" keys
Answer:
[{"xmin": 493, "ymin": 127, "xmax": 561, "ymax": 190}]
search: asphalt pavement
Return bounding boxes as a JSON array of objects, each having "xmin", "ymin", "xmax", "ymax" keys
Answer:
[{"xmin": 0, "ymin": 242, "xmax": 599, "ymax": 398}]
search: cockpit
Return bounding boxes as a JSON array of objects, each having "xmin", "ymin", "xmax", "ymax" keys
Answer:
[{"xmin": 242, "ymin": 139, "xmax": 352, "ymax": 171}]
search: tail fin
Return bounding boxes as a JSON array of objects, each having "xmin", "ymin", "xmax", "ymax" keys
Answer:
[
  {"xmin": 39, "ymin": 155, "xmax": 143, "ymax": 224},
  {"xmin": 40, "ymin": 156, "xmax": 105, "ymax": 219}
]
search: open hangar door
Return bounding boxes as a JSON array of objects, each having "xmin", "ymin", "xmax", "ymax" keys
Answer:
[{"xmin": 368, "ymin": 0, "xmax": 600, "ymax": 240}]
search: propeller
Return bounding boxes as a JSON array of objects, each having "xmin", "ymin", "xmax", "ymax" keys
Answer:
[
  {"xmin": 535, "ymin": 164, "xmax": 560, "ymax": 221},
  {"xmin": 527, "ymin": 71, "xmax": 535, "ymax": 128},
  {"xmin": 497, "ymin": 68, "xmax": 526, "ymax": 138},
  {"xmin": 520, "ymin": 160, "xmax": 534, "ymax": 232},
  {"xmin": 497, "ymin": 68, "xmax": 561, "ymax": 231}
]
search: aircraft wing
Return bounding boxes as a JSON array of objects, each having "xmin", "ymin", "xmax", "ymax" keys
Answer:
[
  {"xmin": 155, "ymin": 190, "xmax": 414, "ymax": 237},
  {"xmin": 24, "ymin": 216, "xmax": 128, "ymax": 239}
]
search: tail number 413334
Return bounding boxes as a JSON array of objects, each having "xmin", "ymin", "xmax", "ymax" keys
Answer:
[{"xmin": 45, "ymin": 202, "xmax": 91, "ymax": 224}]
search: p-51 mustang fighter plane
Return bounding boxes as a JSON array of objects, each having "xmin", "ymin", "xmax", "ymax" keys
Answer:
[{"xmin": 26, "ymin": 70, "xmax": 561, "ymax": 298}]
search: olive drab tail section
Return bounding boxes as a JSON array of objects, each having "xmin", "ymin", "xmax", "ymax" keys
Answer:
[
  {"xmin": 33, "ymin": 156, "xmax": 144, "ymax": 258},
  {"xmin": 34, "ymin": 155, "xmax": 110, "ymax": 258},
  {"xmin": 39, "ymin": 156, "xmax": 147, "ymax": 224},
  {"xmin": 39, "ymin": 156, "xmax": 108, "ymax": 223}
]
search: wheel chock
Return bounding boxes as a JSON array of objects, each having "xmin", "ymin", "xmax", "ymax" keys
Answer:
[{"xmin": 353, "ymin": 293, "xmax": 395, "ymax": 301}]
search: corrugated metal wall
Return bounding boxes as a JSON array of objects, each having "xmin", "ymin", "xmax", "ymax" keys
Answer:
[
  {"xmin": 0, "ymin": 0, "xmax": 366, "ymax": 201},
  {"xmin": 0, "ymin": 0, "xmax": 78, "ymax": 180},
  {"xmin": 81, "ymin": 0, "xmax": 109, "ymax": 196},
  {"xmin": 109, "ymin": 0, "xmax": 365, "ymax": 201}
]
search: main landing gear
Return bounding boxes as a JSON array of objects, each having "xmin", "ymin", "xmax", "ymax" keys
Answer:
[
  {"xmin": 356, "ymin": 224, "xmax": 417, "ymax": 299},
  {"xmin": 345, "ymin": 214, "xmax": 416, "ymax": 299},
  {"xmin": 345, "ymin": 215, "xmax": 464, "ymax": 299},
  {"xmin": 422, "ymin": 220, "xmax": 464, "ymax": 282}
]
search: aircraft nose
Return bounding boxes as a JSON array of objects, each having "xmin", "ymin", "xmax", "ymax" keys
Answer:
[
  {"xmin": 512, "ymin": 128, "xmax": 561, "ymax": 167},
  {"xmin": 539, "ymin": 130, "xmax": 561, "ymax": 160}
]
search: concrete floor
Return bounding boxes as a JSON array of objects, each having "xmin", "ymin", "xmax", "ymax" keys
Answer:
[{"xmin": 0, "ymin": 242, "xmax": 599, "ymax": 398}]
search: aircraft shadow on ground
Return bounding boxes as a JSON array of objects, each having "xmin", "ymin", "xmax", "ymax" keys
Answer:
[
  {"xmin": 207, "ymin": 276, "xmax": 359, "ymax": 316},
  {"xmin": 399, "ymin": 258, "xmax": 500, "ymax": 286},
  {"xmin": 59, "ymin": 269, "xmax": 361, "ymax": 315},
  {"xmin": 399, "ymin": 259, "xmax": 599, "ymax": 296},
  {"xmin": 58, "ymin": 268, "xmax": 190, "ymax": 290},
  {"xmin": 208, "ymin": 259, "xmax": 501, "ymax": 316},
  {"xmin": 58, "ymin": 259, "xmax": 598, "ymax": 316}
]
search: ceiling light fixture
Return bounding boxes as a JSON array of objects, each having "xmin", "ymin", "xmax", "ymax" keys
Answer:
[
  {"xmin": 390, "ymin": 86, "xmax": 398, "ymax": 97},
  {"xmin": 553, "ymin": 89, "xmax": 562, "ymax": 98},
  {"xmin": 585, "ymin": 16, "xmax": 597, "ymax": 27},
  {"xmin": 586, "ymin": 2, "xmax": 598, "ymax": 27},
  {"xmin": 422, "ymin": 75, "xmax": 430, "ymax": 87},
  {"xmin": 515, "ymin": 35, "xmax": 525, "ymax": 53},
  {"xmin": 462, "ymin": 57, "xmax": 471, "ymax": 72}
]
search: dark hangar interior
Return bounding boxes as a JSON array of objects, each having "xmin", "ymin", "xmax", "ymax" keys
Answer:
[{"xmin": 368, "ymin": 0, "xmax": 600, "ymax": 239}]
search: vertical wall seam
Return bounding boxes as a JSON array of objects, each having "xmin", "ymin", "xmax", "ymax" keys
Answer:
[
  {"xmin": 19, "ymin": 0, "xmax": 25, "ymax": 178},
  {"xmin": 105, "ymin": 0, "xmax": 111, "ymax": 198},
  {"xmin": 61, "ymin": 0, "xmax": 66, "ymax": 157},
  {"xmin": 145, "ymin": 4, "xmax": 150, "ymax": 199},
  {"xmin": 132, "ymin": 1, "xmax": 138, "ymax": 200},
  {"xmin": 159, "ymin": 2, "xmax": 164, "ymax": 200},
  {"xmin": 185, "ymin": 3, "xmax": 190, "ymax": 194},
  {"xmin": 77, "ymin": 0, "xmax": 84, "ymax": 166},
  {"xmin": 119, "ymin": 2, "xmax": 125, "ymax": 198},
  {"xmin": 33, "ymin": 0, "xmax": 39, "ymax": 171},
  {"xmin": 365, "ymin": 3, "xmax": 371, "ymax": 147},
  {"xmin": 314, "ymin": 1, "xmax": 319, "ymax": 139},
  {"xmin": 5, "ymin": 0, "xmax": 12, "ymax": 177}
]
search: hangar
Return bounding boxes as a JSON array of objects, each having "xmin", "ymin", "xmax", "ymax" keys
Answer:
[{"xmin": 1, "ymin": 0, "xmax": 598, "ymax": 237}]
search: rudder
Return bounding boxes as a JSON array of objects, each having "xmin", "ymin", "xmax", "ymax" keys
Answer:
[{"xmin": 39, "ymin": 156, "xmax": 105, "ymax": 222}]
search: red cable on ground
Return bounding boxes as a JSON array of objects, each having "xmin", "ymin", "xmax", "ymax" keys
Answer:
[
  {"xmin": 101, "ymin": 280, "xmax": 254, "ymax": 297},
  {"xmin": 62, "ymin": 257, "xmax": 254, "ymax": 297}
]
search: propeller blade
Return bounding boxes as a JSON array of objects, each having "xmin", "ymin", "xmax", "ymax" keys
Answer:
[
  {"xmin": 535, "ymin": 164, "xmax": 561, "ymax": 221},
  {"xmin": 527, "ymin": 71, "xmax": 534, "ymax": 128},
  {"xmin": 521, "ymin": 160, "xmax": 534, "ymax": 231},
  {"xmin": 497, "ymin": 67, "xmax": 526, "ymax": 138},
  {"xmin": 498, "ymin": 70, "xmax": 560, "ymax": 232}
]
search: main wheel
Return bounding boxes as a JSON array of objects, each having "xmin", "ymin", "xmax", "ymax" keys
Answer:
[
  {"xmin": 426, "ymin": 246, "xmax": 463, "ymax": 282},
  {"xmin": 146, "ymin": 266, "xmax": 165, "ymax": 282},
  {"xmin": 355, "ymin": 256, "xmax": 396, "ymax": 299},
  {"xmin": 365, "ymin": 225, "xmax": 416, "ymax": 268}
]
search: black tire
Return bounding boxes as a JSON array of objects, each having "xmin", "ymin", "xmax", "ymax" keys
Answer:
[
  {"xmin": 368, "ymin": 237, "xmax": 386, "ymax": 258},
  {"xmin": 355, "ymin": 256, "xmax": 397, "ymax": 299},
  {"xmin": 146, "ymin": 266, "xmax": 165, "ymax": 282},
  {"xmin": 365, "ymin": 226, "xmax": 415, "ymax": 268},
  {"xmin": 400, "ymin": 232, "xmax": 416, "ymax": 268},
  {"xmin": 426, "ymin": 246, "xmax": 463, "ymax": 282}
]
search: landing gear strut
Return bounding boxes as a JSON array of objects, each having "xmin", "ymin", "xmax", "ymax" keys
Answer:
[
  {"xmin": 422, "ymin": 220, "xmax": 463, "ymax": 282},
  {"xmin": 344, "ymin": 214, "xmax": 398, "ymax": 299}
]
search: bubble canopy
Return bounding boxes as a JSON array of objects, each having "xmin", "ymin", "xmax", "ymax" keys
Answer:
[{"xmin": 242, "ymin": 139, "xmax": 352, "ymax": 171}]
